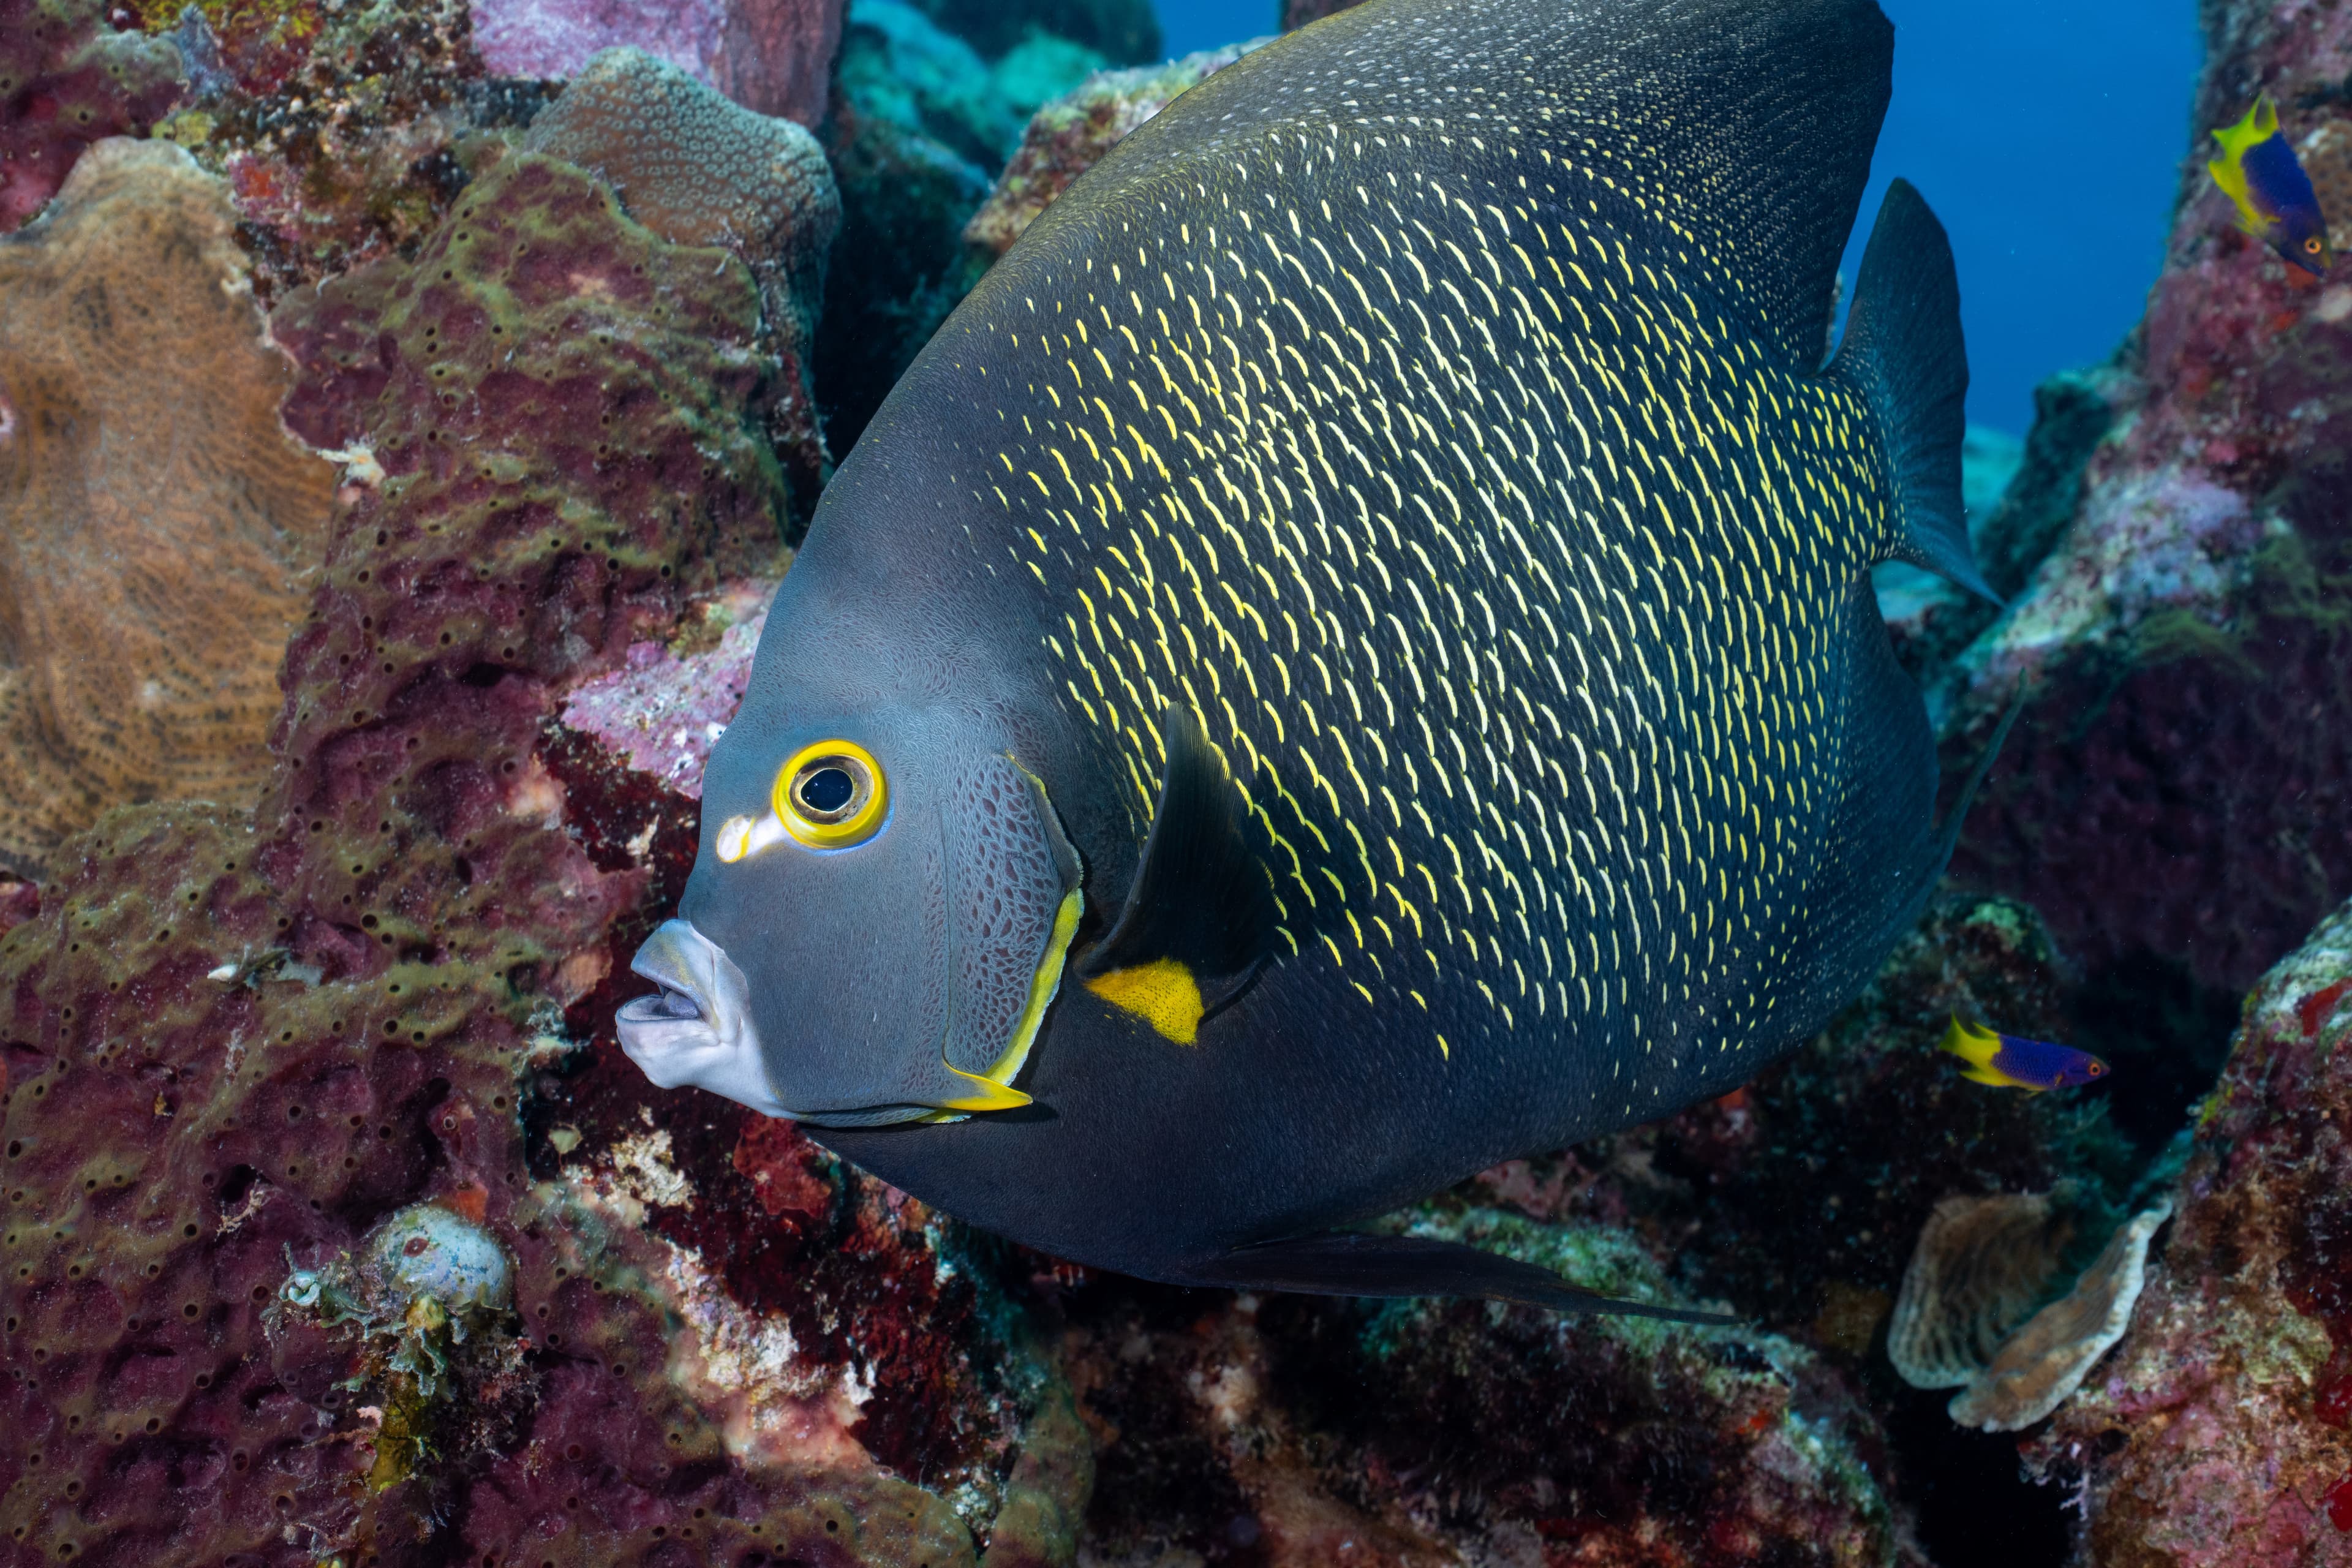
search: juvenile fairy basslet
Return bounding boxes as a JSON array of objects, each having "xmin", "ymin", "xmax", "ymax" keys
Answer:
[
  {"xmin": 1938, "ymin": 1017, "xmax": 2109, "ymax": 1093},
  {"xmin": 2209, "ymin": 94, "xmax": 2331, "ymax": 277},
  {"xmin": 616, "ymin": 0, "xmax": 2005, "ymax": 1314}
]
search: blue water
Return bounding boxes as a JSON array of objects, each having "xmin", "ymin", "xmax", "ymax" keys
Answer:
[{"xmin": 1153, "ymin": 1, "xmax": 2200, "ymax": 434}]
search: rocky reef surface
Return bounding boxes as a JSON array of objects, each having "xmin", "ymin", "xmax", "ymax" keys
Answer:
[{"xmin": 2, "ymin": 1, "xmax": 2351, "ymax": 1565}]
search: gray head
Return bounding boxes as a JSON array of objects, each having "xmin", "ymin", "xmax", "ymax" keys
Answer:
[{"xmin": 615, "ymin": 597, "xmax": 1084, "ymax": 1126}]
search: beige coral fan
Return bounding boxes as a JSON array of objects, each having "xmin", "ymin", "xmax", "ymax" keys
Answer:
[
  {"xmin": 1947, "ymin": 1200, "xmax": 2170, "ymax": 1432},
  {"xmin": 0, "ymin": 139, "xmax": 335, "ymax": 878},
  {"xmin": 1888, "ymin": 1188, "xmax": 2086, "ymax": 1389}
]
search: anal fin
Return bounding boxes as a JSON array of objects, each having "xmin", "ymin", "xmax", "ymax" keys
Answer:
[{"xmin": 1181, "ymin": 1232, "xmax": 1737, "ymax": 1325}]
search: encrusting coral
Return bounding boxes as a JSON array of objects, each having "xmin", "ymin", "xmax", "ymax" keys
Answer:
[
  {"xmin": 0, "ymin": 0, "xmax": 183, "ymax": 232},
  {"xmin": 0, "ymin": 137, "xmax": 338, "ymax": 881}
]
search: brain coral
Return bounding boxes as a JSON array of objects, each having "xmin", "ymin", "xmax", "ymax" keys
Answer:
[
  {"xmin": 0, "ymin": 137, "xmax": 337, "ymax": 880},
  {"xmin": 0, "ymin": 0, "xmax": 182, "ymax": 232},
  {"xmin": 526, "ymin": 47, "xmax": 843, "ymax": 511}
]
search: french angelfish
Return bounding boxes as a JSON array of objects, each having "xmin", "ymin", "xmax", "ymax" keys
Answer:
[
  {"xmin": 2209, "ymin": 94, "xmax": 2331, "ymax": 277},
  {"xmin": 1938, "ymin": 1017, "xmax": 2109, "ymax": 1093},
  {"xmin": 617, "ymin": 0, "xmax": 2005, "ymax": 1317}
]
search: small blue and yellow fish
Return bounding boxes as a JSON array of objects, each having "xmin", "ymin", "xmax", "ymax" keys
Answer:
[
  {"xmin": 2209, "ymin": 94, "xmax": 2331, "ymax": 276},
  {"xmin": 1939, "ymin": 1017, "xmax": 2109, "ymax": 1092}
]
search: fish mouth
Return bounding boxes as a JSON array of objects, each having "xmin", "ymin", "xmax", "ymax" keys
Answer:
[{"xmin": 614, "ymin": 919, "xmax": 793, "ymax": 1118}]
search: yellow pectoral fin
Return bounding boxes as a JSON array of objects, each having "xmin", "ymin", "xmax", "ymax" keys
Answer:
[
  {"xmin": 1084, "ymin": 957, "xmax": 1206, "ymax": 1045},
  {"xmin": 934, "ymin": 1065, "xmax": 1035, "ymax": 1113}
]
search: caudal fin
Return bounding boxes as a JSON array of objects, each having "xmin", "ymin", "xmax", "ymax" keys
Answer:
[{"xmin": 1831, "ymin": 179, "xmax": 1995, "ymax": 601}]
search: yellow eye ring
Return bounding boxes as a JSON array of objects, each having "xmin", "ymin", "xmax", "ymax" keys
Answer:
[{"xmin": 774, "ymin": 739, "xmax": 888, "ymax": 849}]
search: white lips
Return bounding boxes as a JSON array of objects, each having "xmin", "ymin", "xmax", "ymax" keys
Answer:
[{"xmin": 614, "ymin": 919, "xmax": 793, "ymax": 1118}]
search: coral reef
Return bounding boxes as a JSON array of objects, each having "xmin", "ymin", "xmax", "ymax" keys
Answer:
[
  {"xmin": 1066, "ymin": 1213, "xmax": 1927, "ymax": 1568},
  {"xmin": 840, "ymin": 1, "xmax": 1019, "ymax": 167},
  {"xmin": 11, "ymin": 1, "xmax": 2352, "ymax": 1564},
  {"xmin": 522, "ymin": 46, "xmax": 841, "ymax": 507},
  {"xmin": 0, "ymin": 127, "xmax": 1085, "ymax": 1566},
  {"xmin": 813, "ymin": 98, "xmax": 993, "ymax": 453},
  {"xmin": 1556, "ymin": 895, "xmax": 2138, "ymax": 1338},
  {"xmin": 143, "ymin": 0, "xmax": 486, "ymax": 306},
  {"xmin": 1942, "ymin": 2, "xmax": 2352, "ymax": 1003},
  {"xmin": 0, "ymin": 138, "xmax": 338, "ymax": 880},
  {"xmin": 962, "ymin": 40, "xmax": 1267, "ymax": 258},
  {"xmin": 0, "ymin": 0, "xmax": 183, "ymax": 232},
  {"xmin": 471, "ymin": 0, "xmax": 843, "ymax": 126},
  {"xmin": 2029, "ymin": 902, "xmax": 2352, "ymax": 1565}
]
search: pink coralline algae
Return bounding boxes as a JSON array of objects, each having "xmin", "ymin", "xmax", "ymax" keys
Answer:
[
  {"xmin": 557, "ymin": 594, "xmax": 769, "ymax": 801},
  {"xmin": 471, "ymin": 0, "xmax": 844, "ymax": 126},
  {"xmin": 0, "ymin": 0, "xmax": 182, "ymax": 232},
  {"xmin": 1943, "ymin": 0, "xmax": 2352, "ymax": 997}
]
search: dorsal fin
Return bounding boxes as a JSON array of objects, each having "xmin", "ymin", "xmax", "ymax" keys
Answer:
[
  {"xmin": 1077, "ymin": 707, "xmax": 1279, "ymax": 1041},
  {"xmin": 1028, "ymin": 0, "xmax": 1893, "ymax": 371}
]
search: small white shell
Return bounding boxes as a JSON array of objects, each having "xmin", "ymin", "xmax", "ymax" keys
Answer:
[{"xmin": 360, "ymin": 1204, "xmax": 513, "ymax": 1315}]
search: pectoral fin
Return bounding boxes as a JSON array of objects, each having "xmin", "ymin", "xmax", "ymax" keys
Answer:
[
  {"xmin": 1079, "ymin": 707, "xmax": 1280, "ymax": 1043},
  {"xmin": 1181, "ymin": 1232, "xmax": 1738, "ymax": 1324}
]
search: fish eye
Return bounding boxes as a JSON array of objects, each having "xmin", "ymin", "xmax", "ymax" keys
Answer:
[
  {"xmin": 2308, "ymin": 238, "xmax": 2324, "ymax": 252},
  {"xmin": 775, "ymin": 739, "xmax": 888, "ymax": 848}
]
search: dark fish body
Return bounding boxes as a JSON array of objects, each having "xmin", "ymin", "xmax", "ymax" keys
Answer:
[{"xmin": 625, "ymin": 0, "xmax": 1996, "ymax": 1310}]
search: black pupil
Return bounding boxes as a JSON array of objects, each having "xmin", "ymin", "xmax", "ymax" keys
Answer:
[{"xmin": 799, "ymin": 766, "xmax": 856, "ymax": 815}]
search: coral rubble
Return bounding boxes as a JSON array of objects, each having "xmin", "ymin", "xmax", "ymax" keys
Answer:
[{"xmin": 0, "ymin": 138, "xmax": 337, "ymax": 880}]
